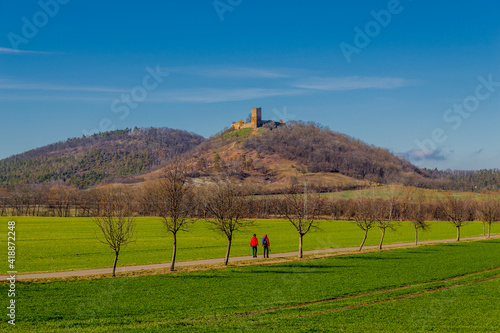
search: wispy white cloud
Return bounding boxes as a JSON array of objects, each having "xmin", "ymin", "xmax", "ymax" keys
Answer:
[
  {"xmin": 0, "ymin": 72, "xmax": 418, "ymax": 105},
  {"xmin": 0, "ymin": 86, "xmax": 305, "ymax": 103},
  {"xmin": 0, "ymin": 47, "xmax": 59, "ymax": 55},
  {"xmin": 165, "ymin": 66, "xmax": 296, "ymax": 79},
  {"xmin": 0, "ymin": 79, "xmax": 125, "ymax": 102},
  {"xmin": 294, "ymin": 76, "xmax": 416, "ymax": 91},
  {"xmin": 400, "ymin": 149, "xmax": 447, "ymax": 162},
  {"xmin": 0, "ymin": 94, "xmax": 114, "ymax": 103},
  {"xmin": 196, "ymin": 67, "xmax": 292, "ymax": 79},
  {"xmin": 0, "ymin": 81, "xmax": 125, "ymax": 93},
  {"xmin": 151, "ymin": 88, "xmax": 306, "ymax": 103}
]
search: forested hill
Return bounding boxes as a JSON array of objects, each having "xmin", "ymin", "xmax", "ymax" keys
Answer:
[
  {"xmin": 0, "ymin": 128, "xmax": 205, "ymax": 188},
  {"xmin": 1, "ymin": 122, "xmax": 497, "ymax": 192},
  {"xmin": 239, "ymin": 122, "xmax": 498, "ymax": 191}
]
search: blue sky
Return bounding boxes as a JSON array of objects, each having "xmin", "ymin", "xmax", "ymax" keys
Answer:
[{"xmin": 0, "ymin": 0, "xmax": 499, "ymax": 170}]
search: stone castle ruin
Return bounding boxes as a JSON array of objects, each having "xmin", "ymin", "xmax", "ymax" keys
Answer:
[{"xmin": 231, "ymin": 107, "xmax": 284, "ymax": 130}]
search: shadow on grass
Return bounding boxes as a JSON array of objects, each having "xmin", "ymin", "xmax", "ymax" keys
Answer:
[
  {"xmin": 440, "ymin": 243, "xmax": 467, "ymax": 247},
  {"xmin": 232, "ymin": 264, "xmax": 351, "ymax": 274},
  {"xmin": 402, "ymin": 250, "xmax": 436, "ymax": 254},
  {"xmin": 172, "ymin": 275, "xmax": 227, "ymax": 279},
  {"xmin": 482, "ymin": 239, "xmax": 500, "ymax": 243},
  {"xmin": 237, "ymin": 268, "xmax": 348, "ymax": 274},
  {"xmin": 401, "ymin": 246, "xmax": 440, "ymax": 253},
  {"xmin": 335, "ymin": 255, "xmax": 408, "ymax": 261},
  {"xmin": 274, "ymin": 264, "xmax": 345, "ymax": 269}
]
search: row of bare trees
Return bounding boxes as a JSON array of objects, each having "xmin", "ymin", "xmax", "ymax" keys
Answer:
[
  {"xmin": 91, "ymin": 173, "xmax": 500, "ymax": 277},
  {"xmin": 350, "ymin": 192, "xmax": 500, "ymax": 251},
  {"xmin": 2, "ymin": 173, "xmax": 499, "ymax": 276},
  {"xmin": 92, "ymin": 166, "xmax": 255, "ymax": 275}
]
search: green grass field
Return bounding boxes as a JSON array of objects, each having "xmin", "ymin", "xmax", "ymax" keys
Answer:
[
  {"xmin": 3, "ymin": 240, "xmax": 499, "ymax": 332},
  {"xmin": 0, "ymin": 217, "xmax": 498, "ymax": 273}
]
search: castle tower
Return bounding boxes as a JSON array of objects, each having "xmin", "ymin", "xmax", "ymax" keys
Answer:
[{"xmin": 251, "ymin": 107, "xmax": 262, "ymax": 127}]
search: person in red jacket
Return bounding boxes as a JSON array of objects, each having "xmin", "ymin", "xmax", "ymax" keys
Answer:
[
  {"xmin": 250, "ymin": 234, "xmax": 258, "ymax": 258},
  {"xmin": 262, "ymin": 234, "xmax": 270, "ymax": 258}
]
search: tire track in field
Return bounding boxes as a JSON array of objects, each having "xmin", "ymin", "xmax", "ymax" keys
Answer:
[
  {"xmin": 234, "ymin": 266, "xmax": 500, "ymax": 317},
  {"xmin": 307, "ymin": 274, "xmax": 500, "ymax": 317}
]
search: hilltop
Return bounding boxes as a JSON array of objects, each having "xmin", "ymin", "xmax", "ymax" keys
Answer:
[{"xmin": 176, "ymin": 122, "xmax": 436, "ymax": 193}]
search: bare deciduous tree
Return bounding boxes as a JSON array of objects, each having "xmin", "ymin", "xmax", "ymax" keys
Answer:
[
  {"xmin": 352, "ymin": 197, "xmax": 379, "ymax": 251},
  {"xmin": 150, "ymin": 163, "xmax": 194, "ymax": 271},
  {"xmin": 278, "ymin": 182, "xmax": 324, "ymax": 258},
  {"xmin": 478, "ymin": 195, "xmax": 500, "ymax": 238},
  {"xmin": 92, "ymin": 187, "xmax": 136, "ymax": 277},
  {"xmin": 0, "ymin": 188, "xmax": 8, "ymax": 216},
  {"xmin": 377, "ymin": 187, "xmax": 402, "ymax": 250},
  {"xmin": 439, "ymin": 194, "xmax": 473, "ymax": 241},
  {"xmin": 47, "ymin": 185, "xmax": 72, "ymax": 217},
  {"xmin": 10, "ymin": 185, "xmax": 30, "ymax": 216},
  {"xmin": 404, "ymin": 189, "xmax": 431, "ymax": 245},
  {"xmin": 31, "ymin": 184, "xmax": 48, "ymax": 217},
  {"xmin": 203, "ymin": 181, "xmax": 252, "ymax": 265},
  {"xmin": 376, "ymin": 216, "xmax": 398, "ymax": 250}
]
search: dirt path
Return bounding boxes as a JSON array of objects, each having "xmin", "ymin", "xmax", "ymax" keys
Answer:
[{"xmin": 2, "ymin": 235, "xmax": 498, "ymax": 281}]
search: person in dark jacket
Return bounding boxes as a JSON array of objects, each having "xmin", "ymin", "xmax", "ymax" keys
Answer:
[
  {"xmin": 262, "ymin": 234, "xmax": 270, "ymax": 258},
  {"xmin": 250, "ymin": 234, "xmax": 258, "ymax": 258}
]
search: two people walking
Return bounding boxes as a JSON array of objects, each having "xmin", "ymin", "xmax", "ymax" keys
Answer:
[{"xmin": 250, "ymin": 234, "xmax": 270, "ymax": 258}]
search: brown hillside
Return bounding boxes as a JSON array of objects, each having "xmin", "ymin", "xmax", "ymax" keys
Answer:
[
  {"xmin": 129, "ymin": 125, "xmax": 377, "ymax": 193},
  {"xmin": 117, "ymin": 122, "xmax": 440, "ymax": 194}
]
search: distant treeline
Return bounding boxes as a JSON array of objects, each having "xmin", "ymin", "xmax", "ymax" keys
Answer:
[
  {"xmin": 0, "ymin": 182, "xmax": 496, "ymax": 223},
  {"xmin": 424, "ymin": 168, "xmax": 500, "ymax": 192}
]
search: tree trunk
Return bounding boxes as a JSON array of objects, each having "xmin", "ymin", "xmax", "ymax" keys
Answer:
[
  {"xmin": 415, "ymin": 227, "xmax": 418, "ymax": 245},
  {"xmin": 299, "ymin": 233, "xmax": 303, "ymax": 258},
  {"xmin": 483, "ymin": 222, "xmax": 486, "ymax": 236},
  {"xmin": 170, "ymin": 232, "xmax": 177, "ymax": 271},
  {"xmin": 112, "ymin": 251, "xmax": 119, "ymax": 277},
  {"xmin": 224, "ymin": 237, "xmax": 232, "ymax": 266},
  {"xmin": 456, "ymin": 225, "xmax": 460, "ymax": 241},
  {"xmin": 378, "ymin": 228, "xmax": 385, "ymax": 250},
  {"xmin": 359, "ymin": 229, "xmax": 368, "ymax": 252},
  {"xmin": 488, "ymin": 222, "xmax": 491, "ymax": 239}
]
